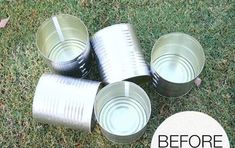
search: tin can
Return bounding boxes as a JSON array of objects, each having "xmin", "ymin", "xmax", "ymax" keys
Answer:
[
  {"xmin": 91, "ymin": 23, "xmax": 150, "ymax": 84},
  {"xmin": 36, "ymin": 14, "xmax": 91, "ymax": 77},
  {"xmin": 32, "ymin": 73, "xmax": 102, "ymax": 132},
  {"xmin": 151, "ymin": 32, "xmax": 205, "ymax": 97},
  {"xmin": 94, "ymin": 81, "xmax": 151, "ymax": 143}
]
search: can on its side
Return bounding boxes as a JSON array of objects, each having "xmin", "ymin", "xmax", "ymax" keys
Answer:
[
  {"xmin": 36, "ymin": 14, "xmax": 91, "ymax": 77},
  {"xmin": 32, "ymin": 73, "xmax": 102, "ymax": 132},
  {"xmin": 94, "ymin": 81, "xmax": 151, "ymax": 143},
  {"xmin": 91, "ymin": 23, "xmax": 150, "ymax": 84},
  {"xmin": 151, "ymin": 32, "xmax": 205, "ymax": 97}
]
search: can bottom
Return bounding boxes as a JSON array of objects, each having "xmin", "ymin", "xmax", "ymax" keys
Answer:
[
  {"xmin": 152, "ymin": 54, "xmax": 195, "ymax": 83},
  {"xmin": 48, "ymin": 39, "xmax": 85, "ymax": 62},
  {"xmin": 99, "ymin": 96, "xmax": 147, "ymax": 136}
]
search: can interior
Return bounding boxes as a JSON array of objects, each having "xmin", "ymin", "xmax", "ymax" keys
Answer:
[
  {"xmin": 94, "ymin": 81, "xmax": 151, "ymax": 138},
  {"xmin": 151, "ymin": 33, "xmax": 205, "ymax": 83},
  {"xmin": 36, "ymin": 14, "xmax": 89, "ymax": 63}
]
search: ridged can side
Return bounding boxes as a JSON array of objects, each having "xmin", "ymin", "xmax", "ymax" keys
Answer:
[
  {"xmin": 32, "ymin": 73, "xmax": 102, "ymax": 132},
  {"xmin": 150, "ymin": 32, "xmax": 205, "ymax": 97},
  {"xmin": 36, "ymin": 14, "xmax": 91, "ymax": 77},
  {"xmin": 91, "ymin": 23, "xmax": 150, "ymax": 84},
  {"xmin": 94, "ymin": 81, "xmax": 151, "ymax": 143}
]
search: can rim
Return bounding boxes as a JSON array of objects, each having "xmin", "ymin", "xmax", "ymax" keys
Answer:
[
  {"xmin": 94, "ymin": 81, "xmax": 151, "ymax": 137},
  {"xmin": 150, "ymin": 32, "xmax": 205, "ymax": 84},
  {"xmin": 92, "ymin": 23, "xmax": 131, "ymax": 38},
  {"xmin": 35, "ymin": 14, "xmax": 90, "ymax": 64}
]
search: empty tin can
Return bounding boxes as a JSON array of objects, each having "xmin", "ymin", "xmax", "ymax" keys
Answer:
[
  {"xmin": 151, "ymin": 32, "xmax": 205, "ymax": 97},
  {"xmin": 91, "ymin": 23, "xmax": 150, "ymax": 84},
  {"xmin": 94, "ymin": 81, "xmax": 151, "ymax": 143},
  {"xmin": 32, "ymin": 73, "xmax": 102, "ymax": 132},
  {"xmin": 36, "ymin": 14, "xmax": 91, "ymax": 77}
]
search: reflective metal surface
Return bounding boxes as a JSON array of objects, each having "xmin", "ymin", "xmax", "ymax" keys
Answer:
[
  {"xmin": 151, "ymin": 32, "xmax": 205, "ymax": 97},
  {"xmin": 32, "ymin": 73, "xmax": 102, "ymax": 132},
  {"xmin": 94, "ymin": 81, "xmax": 151, "ymax": 143},
  {"xmin": 91, "ymin": 23, "xmax": 150, "ymax": 84},
  {"xmin": 36, "ymin": 14, "xmax": 91, "ymax": 77}
]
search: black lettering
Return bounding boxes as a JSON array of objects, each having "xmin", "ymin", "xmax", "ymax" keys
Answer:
[
  {"xmin": 189, "ymin": 135, "xmax": 201, "ymax": 148},
  {"xmin": 159, "ymin": 135, "xmax": 168, "ymax": 148},
  {"xmin": 214, "ymin": 135, "xmax": 223, "ymax": 148},
  {"xmin": 170, "ymin": 135, "xmax": 179, "ymax": 148},
  {"xmin": 180, "ymin": 135, "xmax": 188, "ymax": 148},
  {"xmin": 202, "ymin": 135, "xmax": 212, "ymax": 148}
]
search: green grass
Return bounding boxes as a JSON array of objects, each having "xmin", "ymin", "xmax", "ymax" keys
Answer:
[{"xmin": 0, "ymin": 0, "xmax": 234, "ymax": 147}]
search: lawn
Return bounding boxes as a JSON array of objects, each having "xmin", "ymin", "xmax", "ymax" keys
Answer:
[{"xmin": 0, "ymin": 0, "xmax": 234, "ymax": 147}]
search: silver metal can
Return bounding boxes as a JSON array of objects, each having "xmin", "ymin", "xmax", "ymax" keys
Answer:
[
  {"xmin": 32, "ymin": 73, "xmax": 102, "ymax": 132},
  {"xmin": 36, "ymin": 14, "xmax": 91, "ymax": 77},
  {"xmin": 151, "ymin": 32, "xmax": 205, "ymax": 97},
  {"xmin": 94, "ymin": 81, "xmax": 151, "ymax": 143},
  {"xmin": 91, "ymin": 23, "xmax": 150, "ymax": 84}
]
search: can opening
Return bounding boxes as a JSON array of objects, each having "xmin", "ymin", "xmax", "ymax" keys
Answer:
[
  {"xmin": 151, "ymin": 33, "xmax": 205, "ymax": 84},
  {"xmin": 94, "ymin": 81, "xmax": 151, "ymax": 143},
  {"xmin": 36, "ymin": 14, "xmax": 89, "ymax": 63}
]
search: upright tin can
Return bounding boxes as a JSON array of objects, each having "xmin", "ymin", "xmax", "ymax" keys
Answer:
[
  {"xmin": 32, "ymin": 73, "xmax": 102, "ymax": 132},
  {"xmin": 91, "ymin": 23, "xmax": 150, "ymax": 84},
  {"xmin": 151, "ymin": 32, "xmax": 205, "ymax": 97},
  {"xmin": 94, "ymin": 81, "xmax": 151, "ymax": 143},
  {"xmin": 36, "ymin": 14, "xmax": 91, "ymax": 77}
]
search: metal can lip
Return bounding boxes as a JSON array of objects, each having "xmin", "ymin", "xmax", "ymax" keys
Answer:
[
  {"xmin": 151, "ymin": 32, "xmax": 205, "ymax": 84},
  {"xmin": 36, "ymin": 14, "xmax": 90, "ymax": 64},
  {"xmin": 93, "ymin": 23, "xmax": 131, "ymax": 36},
  {"xmin": 94, "ymin": 81, "xmax": 151, "ymax": 143}
]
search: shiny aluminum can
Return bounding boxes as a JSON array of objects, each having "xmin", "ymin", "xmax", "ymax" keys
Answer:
[
  {"xmin": 32, "ymin": 73, "xmax": 102, "ymax": 132},
  {"xmin": 91, "ymin": 23, "xmax": 150, "ymax": 84},
  {"xmin": 94, "ymin": 81, "xmax": 151, "ymax": 143},
  {"xmin": 151, "ymin": 32, "xmax": 205, "ymax": 97},
  {"xmin": 36, "ymin": 14, "xmax": 91, "ymax": 77}
]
